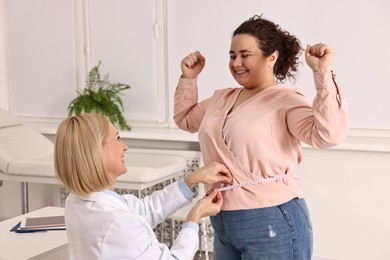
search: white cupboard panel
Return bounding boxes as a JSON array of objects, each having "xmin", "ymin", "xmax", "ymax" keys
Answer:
[{"xmin": 5, "ymin": 0, "xmax": 77, "ymax": 118}]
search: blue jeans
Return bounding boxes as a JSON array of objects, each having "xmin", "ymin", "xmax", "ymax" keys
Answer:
[{"xmin": 210, "ymin": 198, "xmax": 313, "ymax": 260}]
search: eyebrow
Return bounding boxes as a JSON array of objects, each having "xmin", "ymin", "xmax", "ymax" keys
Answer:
[{"xmin": 229, "ymin": 50, "xmax": 253, "ymax": 54}]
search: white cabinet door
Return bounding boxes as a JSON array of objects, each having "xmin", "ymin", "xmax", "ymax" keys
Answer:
[
  {"xmin": 4, "ymin": 0, "xmax": 78, "ymax": 117},
  {"xmin": 89, "ymin": 0, "xmax": 160, "ymax": 122},
  {"xmin": 4, "ymin": 0, "xmax": 162, "ymax": 123}
]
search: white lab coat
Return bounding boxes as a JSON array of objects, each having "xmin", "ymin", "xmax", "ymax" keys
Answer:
[{"xmin": 65, "ymin": 182, "xmax": 199, "ymax": 259}]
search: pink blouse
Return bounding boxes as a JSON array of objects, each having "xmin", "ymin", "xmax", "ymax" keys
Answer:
[{"xmin": 174, "ymin": 72, "xmax": 349, "ymax": 210}]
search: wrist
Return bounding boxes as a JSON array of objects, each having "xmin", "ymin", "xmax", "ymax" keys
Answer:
[
  {"xmin": 312, "ymin": 68, "xmax": 332, "ymax": 73},
  {"xmin": 186, "ymin": 207, "xmax": 201, "ymax": 223},
  {"xmin": 181, "ymin": 73, "xmax": 197, "ymax": 79},
  {"xmin": 184, "ymin": 174, "xmax": 198, "ymax": 190}
]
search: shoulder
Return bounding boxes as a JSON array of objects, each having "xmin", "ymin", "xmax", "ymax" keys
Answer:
[
  {"xmin": 269, "ymin": 85, "xmax": 304, "ymax": 94},
  {"xmin": 267, "ymin": 85, "xmax": 309, "ymax": 100}
]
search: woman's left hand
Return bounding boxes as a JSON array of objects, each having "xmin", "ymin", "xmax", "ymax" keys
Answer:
[
  {"xmin": 186, "ymin": 191, "xmax": 224, "ymax": 223},
  {"xmin": 305, "ymin": 43, "xmax": 333, "ymax": 73}
]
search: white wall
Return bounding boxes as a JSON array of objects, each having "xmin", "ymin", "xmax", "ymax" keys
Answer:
[
  {"xmin": 0, "ymin": 0, "xmax": 8, "ymax": 110},
  {"xmin": 299, "ymin": 148, "xmax": 390, "ymax": 260},
  {"xmin": 0, "ymin": 182, "xmax": 60, "ymax": 220},
  {"xmin": 3, "ymin": 0, "xmax": 78, "ymax": 117}
]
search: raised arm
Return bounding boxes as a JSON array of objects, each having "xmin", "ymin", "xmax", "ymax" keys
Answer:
[
  {"xmin": 174, "ymin": 51, "xmax": 208, "ymax": 132},
  {"xmin": 286, "ymin": 43, "xmax": 349, "ymax": 148}
]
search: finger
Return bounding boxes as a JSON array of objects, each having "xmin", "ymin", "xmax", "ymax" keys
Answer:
[
  {"xmin": 189, "ymin": 52, "xmax": 200, "ymax": 63},
  {"xmin": 206, "ymin": 190, "xmax": 218, "ymax": 199},
  {"xmin": 182, "ymin": 52, "xmax": 198, "ymax": 68},
  {"xmin": 305, "ymin": 44, "xmax": 312, "ymax": 56},
  {"xmin": 197, "ymin": 52, "xmax": 206, "ymax": 64},
  {"xmin": 215, "ymin": 191, "xmax": 222, "ymax": 200},
  {"xmin": 217, "ymin": 165, "xmax": 233, "ymax": 179},
  {"xmin": 181, "ymin": 58, "xmax": 191, "ymax": 68},
  {"xmin": 308, "ymin": 43, "xmax": 329, "ymax": 58},
  {"xmin": 214, "ymin": 192, "xmax": 223, "ymax": 206},
  {"xmin": 316, "ymin": 44, "xmax": 327, "ymax": 57},
  {"xmin": 207, "ymin": 191, "xmax": 222, "ymax": 205},
  {"xmin": 216, "ymin": 175, "xmax": 233, "ymax": 184},
  {"xmin": 305, "ymin": 45, "xmax": 316, "ymax": 61},
  {"xmin": 182, "ymin": 56, "xmax": 196, "ymax": 68}
]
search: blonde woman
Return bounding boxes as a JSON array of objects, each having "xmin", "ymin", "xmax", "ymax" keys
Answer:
[{"xmin": 54, "ymin": 114, "xmax": 232, "ymax": 260}]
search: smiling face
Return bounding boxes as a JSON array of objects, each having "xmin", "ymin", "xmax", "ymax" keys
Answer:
[
  {"xmin": 102, "ymin": 123, "xmax": 128, "ymax": 182},
  {"xmin": 229, "ymin": 34, "xmax": 278, "ymax": 91}
]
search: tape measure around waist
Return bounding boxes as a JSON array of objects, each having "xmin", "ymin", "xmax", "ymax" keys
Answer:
[{"xmin": 209, "ymin": 173, "xmax": 290, "ymax": 194}]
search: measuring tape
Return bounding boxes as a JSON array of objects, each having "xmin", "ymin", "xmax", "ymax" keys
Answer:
[{"xmin": 199, "ymin": 173, "xmax": 290, "ymax": 260}]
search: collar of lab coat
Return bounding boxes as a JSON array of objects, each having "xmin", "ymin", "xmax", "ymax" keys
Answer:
[{"xmin": 72, "ymin": 191, "xmax": 129, "ymax": 210}]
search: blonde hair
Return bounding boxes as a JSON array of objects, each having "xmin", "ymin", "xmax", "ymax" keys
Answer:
[{"xmin": 54, "ymin": 114, "xmax": 112, "ymax": 196}]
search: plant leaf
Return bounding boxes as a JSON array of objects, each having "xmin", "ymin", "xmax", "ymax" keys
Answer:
[{"xmin": 67, "ymin": 61, "xmax": 131, "ymax": 130}]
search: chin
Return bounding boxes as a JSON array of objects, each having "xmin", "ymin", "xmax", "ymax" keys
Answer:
[
  {"xmin": 234, "ymin": 77, "xmax": 249, "ymax": 86},
  {"xmin": 117, "ymin": 169, "xmax": 128, "ymax": 177}
]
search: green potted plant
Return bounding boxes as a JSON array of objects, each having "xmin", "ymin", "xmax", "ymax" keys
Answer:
[{"xmin": 67, "ymin": 61, "xmax": 131, "ymax": 131}]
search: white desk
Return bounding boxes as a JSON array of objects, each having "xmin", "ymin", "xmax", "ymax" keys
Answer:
[{"xmin": 0, "ymin": 206, "xmax": 68, "ymax": 260}]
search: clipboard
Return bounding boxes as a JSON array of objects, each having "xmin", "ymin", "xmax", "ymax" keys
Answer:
[{"xmin": 10, "ymin": 215, "xmax": 66, "ymax": 233}]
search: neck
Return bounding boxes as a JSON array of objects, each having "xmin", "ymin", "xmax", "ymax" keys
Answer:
[{"xmin": 244, "ymin": 80, "xmax": 276, "ymax": 94}]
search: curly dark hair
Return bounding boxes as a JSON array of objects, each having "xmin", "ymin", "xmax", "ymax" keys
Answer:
[{"xmin": 233, "ymin": 15, "xmax": 303, "ymax": 83}]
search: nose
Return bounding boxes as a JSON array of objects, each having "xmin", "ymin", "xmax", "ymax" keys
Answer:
[
  {"xmin": 231, "ymin": 57, "xmax": 242, "ymax": 67},
  {"xmin": 122, "ymin": 142, "xmax": 128, "ymax": 151}
]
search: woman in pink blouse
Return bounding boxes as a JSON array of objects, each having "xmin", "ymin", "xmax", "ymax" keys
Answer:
[{"xmin": 174, "ymin": 15, "xmax": 349, "ymax": 259}]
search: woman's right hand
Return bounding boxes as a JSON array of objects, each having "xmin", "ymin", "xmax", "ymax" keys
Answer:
[
  {"xmin": 184, "ymin": 162, "xmax": 232, "ymax": 190},
  {"xmin": 181, "ymin": 51, "xmax": 206, "ymax": 79},
  {"xmin": 186, "ymin": 191, "xmax": 223, "ymax": 223}
]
